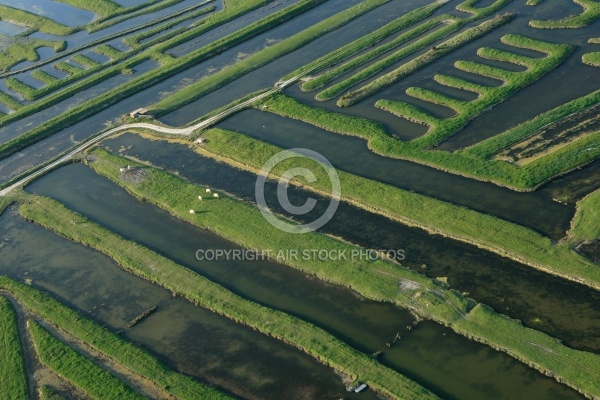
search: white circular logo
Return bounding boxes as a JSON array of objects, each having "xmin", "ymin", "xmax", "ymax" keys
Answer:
[{"xmin": 255, "ymin": 148, "xmax": 341, "ymax": 234}]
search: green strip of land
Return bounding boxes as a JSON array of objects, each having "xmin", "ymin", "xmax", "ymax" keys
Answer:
[
  {"xmin": 0, "ymin": 296, "xmax": 28, "ymax": 400},
  {"xmin": 529, "ymin": 0, "xmax": 600, "ymax": 28},
  {"xmin": 39, "ymin": 386, "xmax": 67, "ymax": 400},
  {"xmin": 0, "ymin": 276, "xmax": 232, "ymax": 400},
  {"xmin": 28, "ymin": 320, "xmax": 143, "ymax": 400},
  {"xmin": 195, "ymin": 122, "xmax": 600, "ymax": 290},
  {"xmin": 75, "ymin": 147, "xmax": 600, "ymax": 398},
  {"xmin": 19, "ymin": 193, "xmax": 439, "ymax": 400}
]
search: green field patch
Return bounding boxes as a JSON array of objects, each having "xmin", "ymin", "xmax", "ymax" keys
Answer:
[
  {"xmin": 0, "ymin": 296, "xmax": 28, "ymax": 400},
  {"xmin": 530, "ymin": 0, "xmax": 600, "ymax": 28},
  {"xmin": 20, "ymin": 192, "xmax": 439, "ymax": 400},
  {"xmin": 28, "ymin": 320, "xmax": 143, "ymax": 400}
]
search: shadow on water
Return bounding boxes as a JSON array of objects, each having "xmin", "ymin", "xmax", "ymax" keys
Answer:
[{"xmin": 0, "ymin": 206, "xmax": 368, "ymax": 400}]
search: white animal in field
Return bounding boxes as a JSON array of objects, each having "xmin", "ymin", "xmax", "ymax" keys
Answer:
[
  {"xmin": 213, "ymin": 193, "xmax": 219, "ymax": 198},
  {"xmin": 198, "ymin": 195, "xmax": 202, "ymax": 201},
  {"xmin": 119, "ymin": 167, "xmax": 125, "ymax": 173},
  {"xmin": 189, "ymin": 209, "xmax": 195, "ymax": 214},
  {"xmin": 206, "ymin": 188, "xmax": 211, "ymax": 193}
]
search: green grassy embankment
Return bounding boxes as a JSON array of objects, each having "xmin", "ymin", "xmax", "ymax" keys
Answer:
[
  {"xmin": 0, "ymin": 296, "xmax": 28, "ymax": 400},
  {"xmin": 0, "ymin": 276, "xmax": 232, "ymax": 400},
  {"xmin": 151, "ymin": 0, "xmax": 391, "ymax": 116},
  {"xmin": 80, "ymin": 148, "xmax": 600, "ymax": 398},
  {"xmin": 196, "ymin": 118, "xmax": 600, "ymax": 290},
  {"xmin": 375, "ymin": 35, "xmax": 573, "ymax": 146},
  {"xmin": 39, "ymin": 386, "xmax": 67, "ymax": 400},
  {"xmin": 570, "ymin": 189, "xmax": 600, "ymax": 241},
  {"xmin": 530, "ymin": 0, "xmax": 600, "ymax": 28},
  {"xmin": 0, "ymin": 91, "xmax": 21, "ymax": 112},
  {"xmin": 0, "ymin": 38, "xmax": 67, "ymax": 73},
  {"xmin": 0, "ymin": 6, "xmax": 78, "ymax": 35},
  {"xmin": 582, "ymin": 39, "xmax": 600, "ymax": 66},
  {"xmin": 20, "ymin": 194, "xmax": 439, "ymax": 400},
  {"xmin": 337, "ymin": 14, "xmax": 513, "ymax": 106},
  {"xmin": 28, "ymin": 320, "xmax": 143, "ymax": 400},
  {"xmin": 94, "ymin": 44, "xmax": 123, "ymax": 60},
  {"xmin": 455, "ymin": 0, "xmax": 514, "ymax": 16},
  {"xmin": 278, "ymin": 0, "xmax": 448, "ymax": 90},
  {"xmin": 31, "ymin": 70, "xmax": 59, "ymax": 85}
]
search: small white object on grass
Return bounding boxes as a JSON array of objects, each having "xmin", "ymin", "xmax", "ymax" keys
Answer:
[
  {"xmin": 189, "ymin": 209, "xmax": 195, "ymax": 214},
  {"xmin": 213, "ymin": 193, "xmax": 219, "ymax": 198}
]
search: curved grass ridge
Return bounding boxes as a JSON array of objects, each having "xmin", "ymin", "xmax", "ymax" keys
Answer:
[
  {"xmin": 0, "ymin": 296, "xmax": 28, "ymax": 400},
  {"xmin": 529, "ymin": 0, "xmax": 600, "ymax": 28},
  {"xmin": 82, "ymin": 148, "xmax": 600, "ymax": 398},
  {"xmin": 28, "ymin": 320, "xmax": 144, "ymax": 400},
  {"xmin": 376, "ymin": 34, "xmax": 574, "ymax": 147},
  {"xmin": 0, "ymin": 277, "xmax": 232, "ymax": 400},
  {"xmin": 19, "ymin": 194, "xmax": 439, "ymax": 400},
  {"xmin": 337, "ymin": 14, "xmax": 513, "ymax": 107}
]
